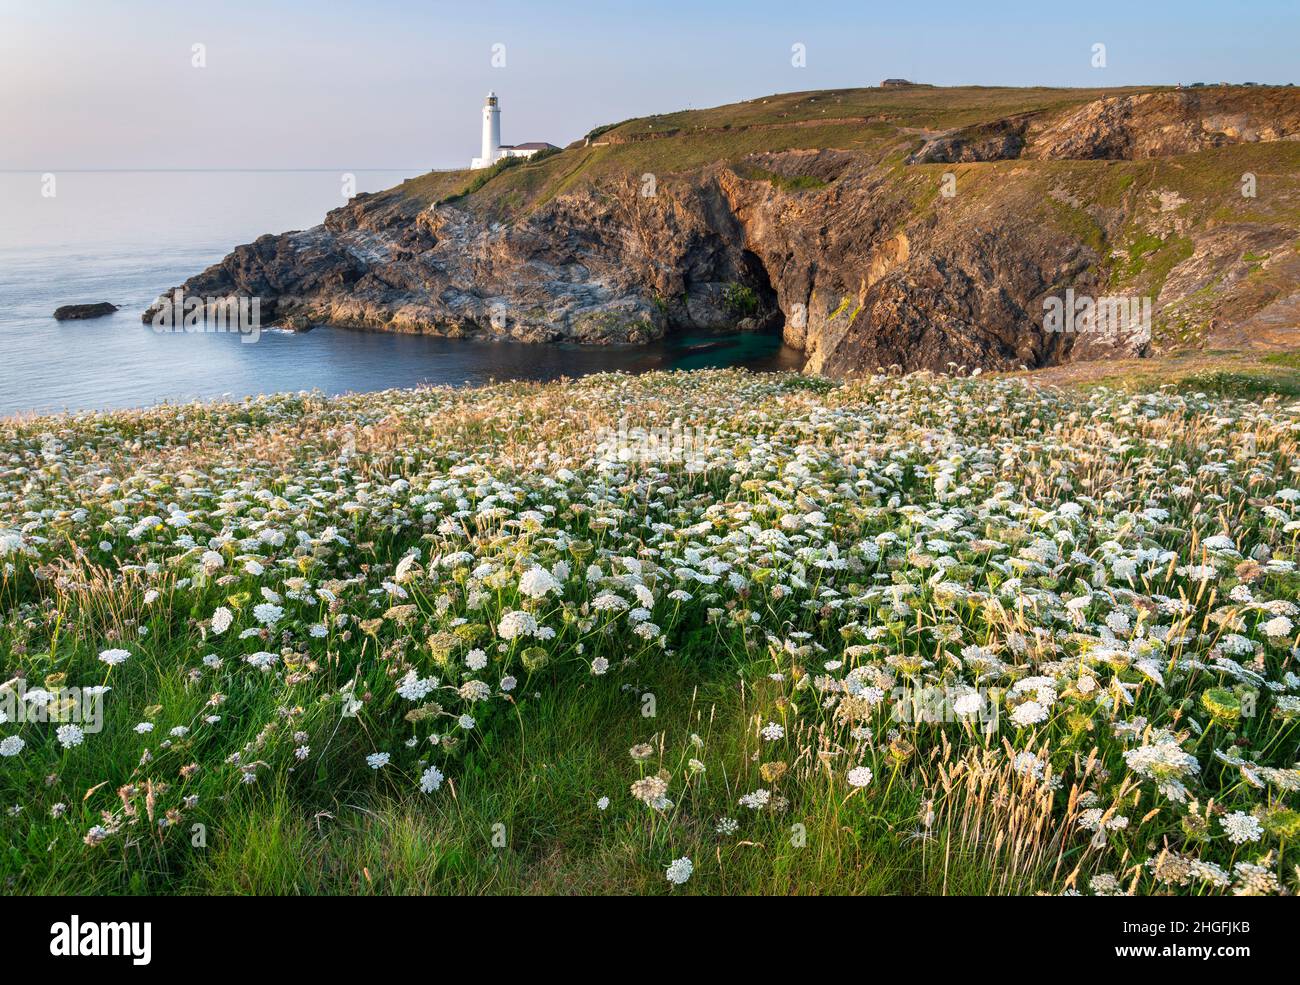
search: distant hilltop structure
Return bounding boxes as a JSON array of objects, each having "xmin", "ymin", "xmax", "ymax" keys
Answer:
[
  {"xmin": 880, "ymin": 78, "xmax": 914, "ymax": 87},
  {"xmin": 470, "ymin": 92, "xmax": 557, "ymax": 169}
]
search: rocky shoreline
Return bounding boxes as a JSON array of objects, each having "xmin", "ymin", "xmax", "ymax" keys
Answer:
[{"xmin": 145, "ymin": 86, "xmax": 1300, "ymax": 376}]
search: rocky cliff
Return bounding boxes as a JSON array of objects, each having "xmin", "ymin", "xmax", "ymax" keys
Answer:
[{"xmin": 146, "ymin": 85, "xmax": 1300, "ymax": 376}]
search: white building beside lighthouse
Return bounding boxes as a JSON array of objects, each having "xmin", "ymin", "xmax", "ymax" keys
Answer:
[{"xmin": 470, "ymin": 91, "xmax": 557, "ymax": 169}]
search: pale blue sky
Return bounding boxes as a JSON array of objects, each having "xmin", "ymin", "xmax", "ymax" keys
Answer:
[{"xmin": 2, "ymin": 0, "xmax": 1295, "ymax": 170}]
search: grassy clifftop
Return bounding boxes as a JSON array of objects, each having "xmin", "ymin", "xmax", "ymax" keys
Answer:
[
  {"xmin": 387, "ymin": 86, "xmax": 1152, "ymax": 211},
  {"xmin": 387, "ymin": 84, "xmax": 1294, "ymax": 214},
  {"xmin": 587, "ymin": 84, "xmax": 1160, "ymax": 138}
]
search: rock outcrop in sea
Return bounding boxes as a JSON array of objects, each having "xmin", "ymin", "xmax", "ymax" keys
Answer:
[{"xmin": 54, "ymin": 302, "xmax": 118, "ymax": 321}]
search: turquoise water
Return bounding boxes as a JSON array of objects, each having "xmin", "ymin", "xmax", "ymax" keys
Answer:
[{"xmin": 0, "ymin": 171, "xmax": 802, "ymax": 417}]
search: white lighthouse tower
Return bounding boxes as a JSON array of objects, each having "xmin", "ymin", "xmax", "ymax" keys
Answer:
[
  {"xmin": 470, "ymin": 92, "xmax": 556, "ymax": 169},
  {"xmin": 474, "ymin": 91, "xmax": 502, "ymax": 169}
]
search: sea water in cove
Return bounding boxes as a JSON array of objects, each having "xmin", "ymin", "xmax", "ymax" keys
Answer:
[{"xmin": 0, "ymin": 171, "xmax": 803, "ymax": 417}]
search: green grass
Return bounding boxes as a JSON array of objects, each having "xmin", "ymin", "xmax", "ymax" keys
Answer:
[
  {"xmin": 732, "ymin": 164, "xmax": 830, "ymax": 193},
  {"xmin": 1124, "ymin": 232, "xmax": 1166, "ymax": 276},
  {"xmin": 435, "ymin": 151, "xmax": 559, "ymax": 206},
  {"xmin": 722, "ymin": 283, "xmax": 760, "ymax": 318},
  {"xmin": 1175, "ymin": 369, "xmax": 1300, "ymax": 400},
  {"xmin": 599, "ymin": 86, "xmax": 1163, "ymax": 140},
  {"xmin": 1046, "ymin": 196, "xmax": 1107, "ymax": 259},
  {"xmin": 1030, "ymin": 348, "xmax": 1300, "ymax": 398},
  {"xmin": 8, "ymin": 629, "xmax": 938, "ymax": 895},
  {"xmin": 392, "ymin": 85, "xmax": 1299, "ymax": 226}
]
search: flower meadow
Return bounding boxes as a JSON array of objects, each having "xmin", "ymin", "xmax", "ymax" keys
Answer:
[{"xmin": 1, "ymin": 369, "xmax": 1298, "ymax": 895}]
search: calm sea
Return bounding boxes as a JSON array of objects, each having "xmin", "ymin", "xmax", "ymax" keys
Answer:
[{"xmin": 0, "ymin": 171, "xmax": 801, "ymax": 417}]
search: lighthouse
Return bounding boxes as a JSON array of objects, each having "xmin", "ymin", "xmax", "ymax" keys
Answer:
[
  {"xmin": 469, "ymin": 92, "xmax": 557, "ymax": 169},
  {"xmin": 479, "ymin": 91, "xmax": 501, "ymax": 167}
]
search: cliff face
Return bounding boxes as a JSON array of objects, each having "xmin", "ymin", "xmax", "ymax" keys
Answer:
[
  {"xmin": 156, "ymin": 176, "xmax": 739, "ymax": 345},
  {"xmin": 146, "ymin": 86, "xmax": 1300, "ymax": 376}
]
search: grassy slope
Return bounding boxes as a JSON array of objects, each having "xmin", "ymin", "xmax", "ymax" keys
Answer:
[
  {"xmin": 388, "ymin": 86, "xmax": 1166, "ymax": 213},
  {"xmin": 1011, "ymin": 347, "xmax": 1300, "ymax": 399}
]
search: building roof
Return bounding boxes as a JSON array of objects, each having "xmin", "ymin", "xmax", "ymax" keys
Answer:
[{"xmin": 506, "ymin": 142, "xmax": 559, "ymax": 151}]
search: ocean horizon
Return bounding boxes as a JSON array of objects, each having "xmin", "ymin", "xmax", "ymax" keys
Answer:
[{"xmin": 0, "ymin": 169, "xmax": 799, "ymax": 417}]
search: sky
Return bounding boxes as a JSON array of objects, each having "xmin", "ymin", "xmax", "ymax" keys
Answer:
[{"xmin": 2, "ymin": 0, "xmax": 1296, "ymax": 170}]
